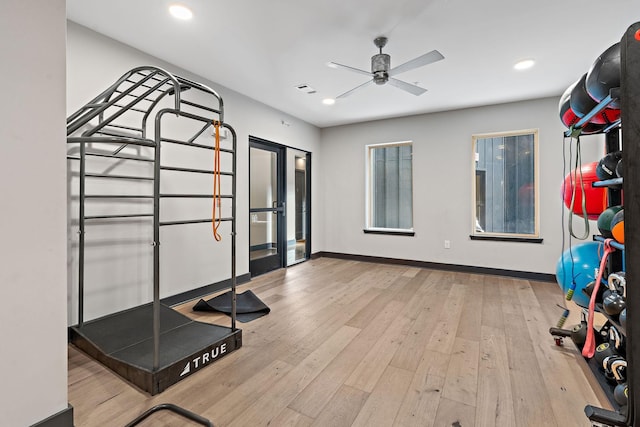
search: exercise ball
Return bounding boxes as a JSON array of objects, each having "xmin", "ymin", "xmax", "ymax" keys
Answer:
[
  {"xmin": 611, "ymin": 209, "xmax": 625, "ymax": 244},
  {"xmin": 559, "ymin": 82, "xmax": 606, "ymax": 134},
  {"xmin": 616, "ymin": 158, "xmax": 624, "ymax": 178},
  {"xmin": 597, "ymin": 205, "xmax": 623, "ymax": 238},
  {"xmin": 620, "ymin": 308, "xmax": 627, "ymax": 330},
  {"xmin": 586, "ymin": 43, "xmax": 621, "ymax": 109},
  {"xmin": 559, "ymin": 82, "xmax": 580, "ymax": 128},
  {"xmin": 562, "ymin": 161, "xmax": 608, "ymax": 220},
  {"xmin": 556, "ymin": 242, "xmax": 603, "ymax": 308},
  {"xmin": 570, "ymin": 74, "xmax": 620, "ymax": 124},
  {"xmin": 596, "ymin": 151, "xmax": 623, "ymax": 180}
]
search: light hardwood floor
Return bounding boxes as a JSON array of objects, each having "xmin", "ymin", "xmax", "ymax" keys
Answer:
[{"xmin": 68, "ymin": 257, "xmax": 610, "ymax": 426}]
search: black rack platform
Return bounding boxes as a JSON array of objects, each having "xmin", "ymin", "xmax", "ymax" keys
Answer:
[{"xmin": 69, "ymin": 303, "xmax": 242, "ymax": 395}]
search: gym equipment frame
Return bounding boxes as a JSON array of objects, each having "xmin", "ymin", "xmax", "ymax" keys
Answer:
[
  {"xmin": 67, "ymin": 66, "xmax": 241, "ymax": 395},
  {"xmin": 550, "ymin": 23, "xmax": 640, "ymax": 427}
]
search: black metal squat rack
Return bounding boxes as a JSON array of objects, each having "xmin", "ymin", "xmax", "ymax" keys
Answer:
[
  {"xmin": 550, "ymin": 23, "xmax": 640, "ymax": 427},
  {"xmin": 67, "ymin": 66, "xmax": 241, "ymax": 396}
]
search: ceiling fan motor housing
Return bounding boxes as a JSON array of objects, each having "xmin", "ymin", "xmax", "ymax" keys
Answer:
[{"xmin": 372, "ymin": 53, "xmax": 390, "ymax": 84}]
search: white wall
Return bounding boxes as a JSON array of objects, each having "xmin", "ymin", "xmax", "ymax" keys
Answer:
[
  {"xmin": 67, "ymin": 22, "xmax": 321, "ymax": 322},
  {"xmin": 0, "ymin": 1, "xmax": 69, "ymax": 425},
  {"xmin": 319, "ymin": 97, "xmax": 604, "ymax": 275}
]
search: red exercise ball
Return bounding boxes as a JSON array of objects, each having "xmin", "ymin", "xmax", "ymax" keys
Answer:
[{"xmin": 562, "ymin": 161, "xmax": 608, "ymax": 220}]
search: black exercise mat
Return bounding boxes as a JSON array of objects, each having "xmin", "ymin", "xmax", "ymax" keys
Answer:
[{"xmin": 193, "ymin": 290, "xmax": 270, "ymax": 323}]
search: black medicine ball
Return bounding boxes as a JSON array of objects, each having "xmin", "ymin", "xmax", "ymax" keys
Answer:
[
  {"xmin": 596, "ymin": 151, "xmax": 623, "ymax": 180},
  {"xmin": 616, "ymin": 158, "xmax": 624, "ymax": 178},
  {"xmin": 586, "ymin": 43, "xmax": 621, "ymax": 109}
]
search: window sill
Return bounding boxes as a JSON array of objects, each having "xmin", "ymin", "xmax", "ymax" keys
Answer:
[
  {"xmin": 470, "ymin": 234, "xmax": 543, "ymax": 243},
  {"xmin": 364, "ymin": 229, "xmax": 415, "ymax": 237}
]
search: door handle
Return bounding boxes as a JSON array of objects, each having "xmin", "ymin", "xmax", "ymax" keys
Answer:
[{"xmin": 271, "ymin": 201, "xmax": 286, "ymax": 216}]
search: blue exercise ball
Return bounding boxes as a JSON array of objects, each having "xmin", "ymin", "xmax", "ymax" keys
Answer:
[{"xmin": 556, "ymin": 242, "xmax": 603, "ymax": 308}]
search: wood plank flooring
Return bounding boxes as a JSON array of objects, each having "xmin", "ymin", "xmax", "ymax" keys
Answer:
[{"xmin": 68, "ymin": 258, "xmax": 610, "ymax": 426}]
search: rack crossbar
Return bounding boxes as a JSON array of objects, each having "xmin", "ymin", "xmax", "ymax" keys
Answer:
[
  {"xmin": 68, "ymin": 136, "xmax": 155, "ymax": 147},
  {"xmin": 71, "ymin": 152, "xmax": 154, "ymax": 163},
  {"xmin": 85, "ymin": 214, "xmax": 154, "ymax": 220},
  {"xmin": 160, "ymin": 137, "xmax": 233, "ymax": 154},
  {"xmin": 85, "ymin": 173, "xmax": 153, "ymax": 181},
  {"xmin": 85, "ymin": 194, "xmax": 153, "ymax": 199},
  {"xmin": 160, "ymin": 165, "xmax": 233, "ymax": 176},
  {"xmin": 160, "ymin": 218, "xmax": 233, "ymax": 226},
  {"xmin": 180, "ymin": 99, "xmax": 222, "ymax": 115},
  {"xmin": 113, "ymin": 104, "xmax": 146, "ymax": 113},
  {"xmin": 105, "ymin": 123, "xmax": 144, "ymax": 133},
  {"xmin": 159, "ymin": 194, "xmax": 232, "ymax": 199}
]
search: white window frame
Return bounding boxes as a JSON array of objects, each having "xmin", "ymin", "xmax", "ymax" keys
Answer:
[
  {"xmin": 471, "ymin": 129, "xmax": 540, "ymax": 239},
  {"xmin": 365, "ymin": 140, "xmax": 414, "ymax": 233}
]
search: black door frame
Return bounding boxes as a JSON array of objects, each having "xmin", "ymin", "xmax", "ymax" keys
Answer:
[{"xmin": 249, "ymin": 137, "xmax": 287, "ymax": 276}]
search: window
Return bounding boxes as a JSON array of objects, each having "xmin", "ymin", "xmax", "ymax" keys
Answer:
[
  {"xmin": 472, "ymin": 130, "xmax": 539, "ymax": 239},
  {"xmin": 365, "ymin": 141, "xmax": 414, "ymax": 234}
]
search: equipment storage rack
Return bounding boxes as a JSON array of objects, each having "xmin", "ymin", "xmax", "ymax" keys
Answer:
[
  {"xmin": 551, "ymin": 23, "xmax": 640, "ymax": 426},
  {"xmin": 67, "ymin": 66, "xmax": 241, "ymax": 395}
]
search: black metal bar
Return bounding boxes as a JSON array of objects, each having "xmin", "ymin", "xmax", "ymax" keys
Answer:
[
  {"xmin": 85, "ymin": 173, "xmax": 153, "ymax": 181},
  {"xmin": 621, "ymin": 22, "xmax": 640, "ymax": 427},
  {"xmin": 188, "ymin": 121, "xmax": 213, "ymax": 144},
  {"xmin": 225, "ymin": 123, "xmax": 237, "ymax": 331},
  {"xmin": 153, "ymin": 112, "xmax": 162, "ymax": 372},
  {"xmin": 606, "ymin": 130, "xmax": 623, "ymax": 205},
  {"xmin": 78, "ymin": 142, "xmax": 86, "ymax": 327},
  {"xmin": 161, "ymin": 136, "xmax": 234, "ymax": 154},
  {"xmin": 124, "ymin": 403, "xmax": 213, "ymax": 427},
  {"xmin": 159, "ymin": 218, "xmax": 233, "ymax": 226},
  {"xmin": 160, "ymin": 165, "xmax": 233, "ymax": 176},
  {"xmin": 113, "ymin": 104, "xmax": 147, "ymax": 113},
  {"xmin": 85, "ymin": 214, "xmax": 154, "ymax": 220},
  {"xmin": 85, "ymin": 195, "xmax": 153, "ymax": 199},
  {"xmin": 181, "ymin": 98, "xmax": 222, "ymax": 116},
  {"xmin": 80, "ymin": 152, "xmax": 154, "ymax": 163},
  {"xmin": 104, "ymin": 123, "xmax": 144, "ymax": 133},
  {"xmin": 160, "ymin": 194, "xmax": 232, "ymax": 199},
  {"xmin": 68, "ymin": 136, "xmax": 155, "ymax": 147}
]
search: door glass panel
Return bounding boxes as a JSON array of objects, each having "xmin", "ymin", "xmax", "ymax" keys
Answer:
[
  {"xmin": 250, "ymin": 147, "xmax": 279, "ymax": 262},
  {"xmin": 249, "ymin": 148, "xmax": 277, "ymax": 210},
  {"xmin": 249, "ymin": 211, "xmax": 278, "ymax": 261},
  {"xmin": 287, "ymin": 149, "xmax": 308, "ymax": 265}
]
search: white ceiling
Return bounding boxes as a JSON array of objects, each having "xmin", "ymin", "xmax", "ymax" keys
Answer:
[{"xmin": 67, "ymin": 0, "xmax": 637, "ymax": 128}]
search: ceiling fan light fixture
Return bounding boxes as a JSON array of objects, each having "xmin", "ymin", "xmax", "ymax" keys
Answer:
[
  {"xmin": 322, "ymin": 98, "xmax": 336, "ymax": 105},
  {"xmin": 169, "ymin": 4, "xmax": 193, "ymax": 20},
  {"xmin": 514, "ymin": 59, "xmax": 535, "ymax": 70}
]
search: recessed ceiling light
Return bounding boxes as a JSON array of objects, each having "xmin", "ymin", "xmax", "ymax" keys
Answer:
[
  {"xmin": 322, "ymin": 98, "xmax": 336, "ymax": 105},
  {"xmin": 169, "ymin": 4, "xmax": 193, "ymax": 20},
  {"xmin": 514, "ymin": 59, "xmax": 535, "ymax": 70}
]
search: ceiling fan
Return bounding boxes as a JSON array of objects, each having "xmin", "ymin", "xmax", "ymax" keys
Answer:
[{"xmin": 329, "ymin": 36, "xmax": 444, "ymax": 99}]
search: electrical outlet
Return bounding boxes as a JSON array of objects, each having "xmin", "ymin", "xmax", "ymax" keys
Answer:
[{"xmin": 444, "ymin": 240, "xmax": 451, "ymax": 249}]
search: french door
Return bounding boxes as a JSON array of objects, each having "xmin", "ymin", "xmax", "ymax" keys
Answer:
[{"xmin": 249, "ymin": 138, "xmax": 286, "ymax": 276}]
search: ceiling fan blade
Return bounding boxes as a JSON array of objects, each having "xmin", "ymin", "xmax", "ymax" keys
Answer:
[
  {"xmin": 329, "ymin": 62, "xmax": 372, "ymax": 77},
  {"xmin": 388, "ymin": 78, "xmax": 427, "ymax": 96},
  {"xmin": 389, "ymin": 50, "xmax": 444, "ymax": 76},
  {"xmin": 336, "ymin": 79, "xmax": 375, "ymax": 99}
]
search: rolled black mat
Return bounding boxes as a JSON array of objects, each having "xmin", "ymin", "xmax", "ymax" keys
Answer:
[{"xmin": 193, "ymin": 290, "xmax": 270, "ymax": 323}]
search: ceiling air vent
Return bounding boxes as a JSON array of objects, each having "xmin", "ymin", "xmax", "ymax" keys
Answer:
[{"xmin": 295, "ymin": 84, "xmax": 317, "ymax": 94}]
